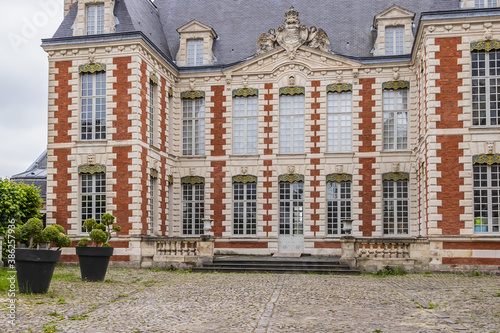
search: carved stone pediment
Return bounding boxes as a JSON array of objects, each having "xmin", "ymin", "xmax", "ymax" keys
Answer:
[{"xmin": 256, "ymin": 6, "xmax": 331, "ymax": 59}]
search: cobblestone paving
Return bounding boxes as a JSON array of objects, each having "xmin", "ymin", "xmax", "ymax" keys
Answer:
[{"xmin": 2, "ymin": 266, "xmax": 500, "ymax": 332}]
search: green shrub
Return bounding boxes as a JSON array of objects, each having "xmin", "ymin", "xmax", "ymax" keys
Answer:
[
  {"xmin": 79, "ymin": 214, "xmax": 120, "ymax": 247},
  {"xmin": 77, "ymin": 238, "xmax": 89, "ymax": 247},
  {"xmin": 21, "ymin": 218, "xmax": 44, "ymax": 249},
  {"xmin": 89, "ymin": 229, "xmax": 107, "ymax": 246},
  {"xmin": 373, "ymin": 266, "xmax": 407, "ymax": 277}
]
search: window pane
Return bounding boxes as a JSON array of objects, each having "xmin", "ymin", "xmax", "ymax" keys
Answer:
[
  {"xmin": 279, "ymin": 181, "xmax": 304, "ymax": 235},
  {"xmin": 280, "ymin": 94, "xmax": 304, "ymax": 153}
]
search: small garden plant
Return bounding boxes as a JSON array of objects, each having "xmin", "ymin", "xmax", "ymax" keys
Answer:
[
  {"xmin": 77, "ymin": 213, "xmax": 121, "ymax": 247},
  {"xmin": 15, "ymin": 218, "xmax": 71, "ymax": 250}
]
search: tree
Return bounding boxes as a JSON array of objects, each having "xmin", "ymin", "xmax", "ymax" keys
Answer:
[{"xmin": 0, "ymin": 178, "xmax": 42, "ymax": 236}]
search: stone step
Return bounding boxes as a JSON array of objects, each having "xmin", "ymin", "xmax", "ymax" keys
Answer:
[
  {"xmin": 192, "ymin": 255, "xmax": 359, "ymax": 275},
  {"xmin": 192, "ymin": 266, "xmax": 359, "ymax": 275}
]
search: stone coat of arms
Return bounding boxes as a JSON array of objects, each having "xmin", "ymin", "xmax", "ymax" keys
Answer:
[{"xmin": 256, "ymin": 6, "xmax": 331, "ymax": 58}]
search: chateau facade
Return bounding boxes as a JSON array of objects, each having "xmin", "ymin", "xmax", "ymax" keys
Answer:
[{"xmin": 43, "ymin": 0, "xmax": 500, "ymax": 271}]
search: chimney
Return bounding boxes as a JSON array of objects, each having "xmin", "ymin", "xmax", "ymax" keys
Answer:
[{"xmin": 64, "ymin": 0, "xmax": 75, "ymax": 17}]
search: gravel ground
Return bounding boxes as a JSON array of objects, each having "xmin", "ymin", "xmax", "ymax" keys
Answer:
[{"xmin": 1, "ymin": 265, "xmax": 500, "ymax": 332}]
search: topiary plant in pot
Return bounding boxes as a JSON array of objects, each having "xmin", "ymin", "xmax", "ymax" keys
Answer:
[
  {"xmin": 15, "ymin": 218, "xmax": 71, "ymax": 293},
  {"xmin": 76, "ymin": 213, "xmax": 121, "ymax": 281}
]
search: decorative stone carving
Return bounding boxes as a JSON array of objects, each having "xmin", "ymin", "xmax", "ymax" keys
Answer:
[
  {"xmin": 87, "ymin": 154, "xmax": 96, "ymax": 165},
  {"xmin": 487, "ymin": 142, "xmax": 495, "ymax": 154},
  {"xmin": 241, "ymin": 167, "xmax": 248, "ymax": 175},
  {"xmin": 189, "ymin": 168, "xmax": 195, "ymax": 176},
  {"xmin": 256, "ymin": 6, "xmax": 331, "ymax": 58},
  {"xmin": 335, "ymin": 165, "xmax": 343, "ymax": 173},
  {"xmin": 288, "ymin": 165, "xmax": 295, "ymax": 174},
  {"xmin": 288, "ymin": 75, "xmax": 295, "ymax": 86},
  {"xmin": 392, "ymin": 163, "xmax": 400, "ymax": 172}
]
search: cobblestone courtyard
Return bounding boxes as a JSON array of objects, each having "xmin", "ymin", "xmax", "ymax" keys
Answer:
[{"xmin": 2, "ymin": 265, "xmax": 500, "ymax": 332}]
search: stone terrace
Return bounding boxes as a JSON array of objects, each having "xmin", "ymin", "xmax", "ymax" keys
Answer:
[{"xmin": 2, "ymin": 266, "xmax": 500, "ymax": 332}]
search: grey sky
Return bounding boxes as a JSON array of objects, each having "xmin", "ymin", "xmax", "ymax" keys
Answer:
[{"xmin": 0, "ymin": 0, "xmax": 63, "ymax": 178}]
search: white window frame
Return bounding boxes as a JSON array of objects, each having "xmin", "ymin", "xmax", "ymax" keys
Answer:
[
  {"xmin": 472, "ymin": 49, "xmax": 500, "ymax": 126},
  {"xmin": 182, "ymin": 98, "xmax": 205, "ymax": 156},
  {"xmin": 383, "ymin": 179, "xmax": 409, "ymax": 235},
  {"xmin": 81, "ymin": 71, "xmax": 106, "ymax": 141},
  {"xmin": 327, "ymin": 91, "xmax": 352, "ymax": 152},
  {"xmin": 86, "ymin": 4, "xmax": 104, "ymax": 35},
  {"xmin": 233, "ymin": 96, "xmax": 258, "ymax": 155},
  {"xmin": 383, "ymin": 89, "xmax": 408, "ymax": 151},
  {"xmin": 475, "ymin": 0, "xmax": 497, "ymax": 8},
  {"xmin": 279, "ymin": 94, "xmax": 305, "ymax": 154},
  {"xmin": 326, "ymin": 181, "xmax": 352, "ymax": 235},
  {"xmin": 149, "ymin": 175, "xmax": 157, "ymax": 235},
  {"xmin": 149, "ymin": 80, "xmax": 157, "ymax": 146},
  {"xmin": 279, "ymin": 181, "xmax": 304, "ymax": 235},
  {"xmin": 81, "ymin": 172, "xmax": 106, "ymax": 233},
  {"xmin": 187, "ymin": 39, "xmax": 204, "ymax": 66},
  {"xmin": 473, "ymin": 163, "xmax": 500, "ymax": 233},
  {"xmin": 385, "ymin": 26, "xmax": 404, "ymax": 56},
  {"xmin": 233, "ymin": 182, "xmax": 257, "ymax": 235},
  {"xmin": 182, "ymin": 183, "xmax": 205, "ymax": 236}
]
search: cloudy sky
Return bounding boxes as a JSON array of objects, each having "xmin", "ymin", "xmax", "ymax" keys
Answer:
[{"xmin": 0, "ymin": 0, "xmax": 64, "ymax": 178}]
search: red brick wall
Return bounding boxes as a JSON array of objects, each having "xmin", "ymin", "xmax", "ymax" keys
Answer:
[
  {"xmin": 52, "ymin": 148, "xmax": 71, "ymax": 230},
  {"xmin": 435, "ymin": 37, "xmax": 463, "ymax": 129},
  {"xmin": 210, "ymin": 86, "xmax": 227, "ymax": 237},
  {"xmin": 443, "ymin": 242, "xmax": 500, "ymax": 250},
  {"xmin": 54, "ymin": 61, "xmax": 72, "ymax": 144},
  {"xmin": 443, "ymin": 258, "xmax": 500, "ymax": 265},
  {"xmin": 434, "ymin": 37, "xmax": 465, "ymax": 235},
  {"xmin": 112, "ymin": 57, "xmax": 132, "ymax": 141},
  {"xmin": 310, "ymin": 81, "xmax": 321, "ymax": 236},
  {"xmin": 314, "ymin": 242, "xmax": 341, "ymax": 249},
  {"xmin": 263, "ymin": 84, "xmax": 274, "ymax": 235},
  {"xmin": 112, "ymin": 146, "xmax": 133, "ymax": 234},
  {"xmin": 358, "ymin": 78, "xmax": 376, "ymax": 236},
  {"xmin": 140, "ymin": 61, "xmax": 148, "ymax": 143},
  {"xmin": 141, "ymin": 147, "xmax": 148, "ymax": 234},
  {"xmin": 215, "ymin": 242, "xmax": 268, "ymax": 249},
  {"xmin": 160, "ymin": 156, "xmax": 167, "ymax": 235}
]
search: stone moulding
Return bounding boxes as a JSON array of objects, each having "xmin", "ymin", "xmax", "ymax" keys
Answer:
[
  {"xmin": 326, "ymin": 83, "xmax": 352, "ymax": 93},
  {"xmin": 382, "ymin": 172, "xmax": 409, "ymax": 181},
  {"xmin": 278, "ymin": 174, "xmax": 304, "ymax": 183},
  {"xmin": 326, "ymin": 173, "xmax": 352, "ymax": 183},
  {"xmin": 279, "ymin": 86, "xmax": 305, "ymax": 96},
  {"xmin": 78, "ymin": 63, "xmax": 106, "ymax": 73},
  {"xmin": 382, "ymin": 81, "xmax": 410, "ymax": 90},
  {"xmin": 470, "ymin": 40, "xmax": 500, "ymax": 52},
  {"xmin": 180, "ymin": 90, "xmax": 205, "ymax": 99},
  {"xmin": 473, "ymin": 154, "xmax": 500, "ymax": 165},
  {"xmin": 149, "ymin": 73, "xmax": 159, "ymax": 85},
  {"xmin": 78, "ymin": 164, "xmax": 106, "ymax": 174},
  {"xmin": 232, "ymin": 175, "xmax": 257, "ymax": 183},
  {"xmin": 181, "ymin": 176, "xmax": 205, "ymax": 185},
  {"xmin": 232, "ymin": 88, "xmax": 259, "ymax": 97}
]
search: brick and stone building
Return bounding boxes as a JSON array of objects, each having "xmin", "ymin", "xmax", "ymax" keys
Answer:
[{"xmin": 41, "ymin": 0, "xmax": 500, "ymax": 272}]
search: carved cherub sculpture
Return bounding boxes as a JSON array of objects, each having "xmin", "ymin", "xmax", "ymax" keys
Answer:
[
  {"xmin": 256, "ymin": 29, "xmax": 278, "ymax": 55},
  {"xmin": 307, "ymin": 26, "xmax": 331, "ymax": 52}
]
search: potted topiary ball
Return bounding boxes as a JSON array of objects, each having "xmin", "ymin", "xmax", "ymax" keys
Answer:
[
  {"xmin": 76, "ymin": 213, "xmax": 121, "ymax": 281},
  {"xmin": 14, "ymin": 218, "xmax": 71, "ymax": 293}
]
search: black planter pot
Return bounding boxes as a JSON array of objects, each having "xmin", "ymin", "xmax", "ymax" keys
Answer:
[
  {"xmin": 15, "ymin": 248, "xmax": 61, "ymax": 294},
  {"xmin": 76, "ymin": 246, "xmax": 114, "ymax": 282}
]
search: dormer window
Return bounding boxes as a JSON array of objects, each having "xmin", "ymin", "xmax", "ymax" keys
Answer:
[
  {"xmin": 187, "ymin": 39, "xmax": 204, "ymax": 66},
  {"xmin": 385, "ymin": 26, "xmax": 404, "ymax": 55},
  {"xmin": 373, "ymin": 5, "xmax": 415, "ymax": 56},
  {"xmin": 86, "ymin": 4, "xmax": 104, "ymax": 35},
  {"xmin": 176, "ymin": 20, "xmax": 217, "ymax": 67},
  {"xmin": 475, "ymin": 0, "xmax": 497, "ymax": 7}
]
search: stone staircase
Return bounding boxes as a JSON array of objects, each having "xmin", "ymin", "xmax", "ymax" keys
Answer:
[{"xmin": 191, "ymin": 255, "xmax": 360, "ymax": 275}]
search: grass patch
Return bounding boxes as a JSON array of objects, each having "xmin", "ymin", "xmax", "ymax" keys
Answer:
[
  {"xmin": 52, "ymin": 272, "xmax": 80, "ymax": 282},
  {"xmin": 70, "ymin": 314, "xmax": 88, "ymax": 320},
  {"xmin": 372, "ymin": 266, "xmax": 406, "ymax": 277},
  {"xmin": 56, "ymin": 297, "xmax": 67, "ymax": 305},
  {"xmin": 428, "ymin": 302, "xmax": 438, "ymax": 309},
  {"xmin": 0, "ymin": 268, "xmax": 17, "ymax": 292},
  {"xmin": 42, "ymin": 324, "xmax": 59, "ymax": 332},
  {"xmin": 47, "ymin": 312, "xmax": 64, "ymax": 320}
]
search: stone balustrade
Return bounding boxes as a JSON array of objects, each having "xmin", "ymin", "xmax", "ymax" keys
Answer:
[
  {"xmin": 156, "ymin": 239, "xmax": 198, "ymax": 257},
  {"xmin": 340, "ymin": 237, "xmax": 430, "ymax": 273},
  {"xmin": 356, "ymin": 239, "xmax": 411, "ymax": 259}
]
